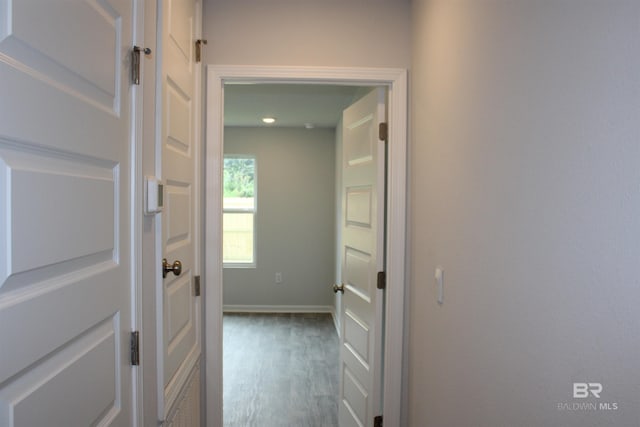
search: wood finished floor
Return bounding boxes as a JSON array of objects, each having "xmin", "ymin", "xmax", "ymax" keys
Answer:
[{"xmin": 223, "ymin": 313, "xmax": 339, "ymax": 427}]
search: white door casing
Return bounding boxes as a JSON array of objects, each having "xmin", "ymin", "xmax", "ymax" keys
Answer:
[
  {"xmin": 339, "ymin": 88, "xmax": 386, "ymax": 427},
  {"xmin": 205, "ymin": 66, "xmax": 407, "ymax": 427},
  {"xmin": 0, "ymin": 0, "xmax": 137, "ymax": 426},
  {"xmin": 158, "ymin": 0, "xmax": 201, "ymax": 421}
]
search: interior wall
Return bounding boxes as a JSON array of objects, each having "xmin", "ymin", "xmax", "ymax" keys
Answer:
[
  {"xmin": 223, "ymin": 127, "xmax": 336, "ymax": 308},
  {"xmin": 202, "ymin": 0, "xmax": 411, "ymax": 68},
  {"xmin": 410, "ymin": 1, "xmax": 640, "ymax": 426}
]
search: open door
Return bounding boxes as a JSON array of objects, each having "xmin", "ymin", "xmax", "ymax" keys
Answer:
[
  {"xmin": 158, "ymin": 0, "xmax": 202, "ymax": 422},
  {"xmin": 337, "ymin": 88, "xmax": 387, "ymax": 427},
  {"xmin": 0, "ymin": 0, "xmax": 137, "ymax": 425}
]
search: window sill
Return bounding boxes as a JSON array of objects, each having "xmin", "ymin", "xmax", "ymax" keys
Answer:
[{"xmin": 223, "ymin": 263, "xmax": 256, "ymax": 269}]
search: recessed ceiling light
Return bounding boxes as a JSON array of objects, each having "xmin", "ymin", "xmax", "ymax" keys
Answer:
[
  {"xmin": 262, "ymin": 117, "xmax": 276, "ymax": 124},
  {"xmin": 304, "ymin": 123, "xmax": 315, "ymax": 129}
]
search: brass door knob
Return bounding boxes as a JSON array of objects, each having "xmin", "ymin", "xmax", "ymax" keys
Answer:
[
  {"xmin": 332, "ymin": 283, "xmax": 344, "ymax": 294},
  {"xmin": 162, "ymin": 258, "xmax": 182, "ymax": 278}
]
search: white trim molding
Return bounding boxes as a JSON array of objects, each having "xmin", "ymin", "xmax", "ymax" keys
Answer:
[{"xmin": 205, "ymin": 65, "xmax": 407, "ymax": 427}]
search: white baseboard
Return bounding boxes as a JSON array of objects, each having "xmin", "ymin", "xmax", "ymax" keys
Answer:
[{"xmin": 223, "ymin": 304, "xmax": 333, "ymax": 313}]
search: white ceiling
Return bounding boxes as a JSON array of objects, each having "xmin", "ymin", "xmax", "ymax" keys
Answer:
[{"xmin": 223, "ymin": 84, "xmax": 367, "ymax": 128}]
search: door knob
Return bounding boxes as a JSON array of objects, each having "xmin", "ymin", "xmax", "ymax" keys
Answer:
[
  {"xmin": 333, "ymin": 283, "xmax": 344, "ymax": 294},
  {"xmin": 162, "ymin": 258, "xmax": 182, "ymax": 278}
]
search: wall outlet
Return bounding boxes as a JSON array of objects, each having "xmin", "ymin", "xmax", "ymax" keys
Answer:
[{"xmin": 275, "ymin": 272, "xmax": 283, "ymax": 283}]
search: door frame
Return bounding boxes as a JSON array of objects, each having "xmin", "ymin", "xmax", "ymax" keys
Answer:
[{"xmin": 204, "ymin": 66, "xmax": 407, "ymax": 427}]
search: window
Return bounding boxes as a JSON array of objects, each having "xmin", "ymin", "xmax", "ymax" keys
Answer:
[{"xmin": 223, "ymin": 156, "xmax": 256, "ymax": 267}]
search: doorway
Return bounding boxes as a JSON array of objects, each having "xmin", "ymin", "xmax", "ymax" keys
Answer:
[
  {"xmin": 205, "ymin": 66, "xmax": 408, "ymax": 427},
  {"xmin": 221, "ymin": 83, "xmax": 370, "ymax": 426}
]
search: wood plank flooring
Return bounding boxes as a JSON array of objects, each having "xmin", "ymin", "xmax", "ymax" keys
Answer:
[{"xmin": 223, "ymin": 313, "xmax": 339, "ymax": 427}]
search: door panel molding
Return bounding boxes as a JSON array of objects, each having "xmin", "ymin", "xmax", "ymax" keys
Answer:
[
  {"xmin": 0, "ymin": 317, "xmax": 121, "ymax": 426},
  {"xmin": 0, "ymin": 0, "xmax": 123, "ymax": 113},
  {"xmin": 205, "ymin": 66, "xmax": 407, "ymax": 427}
]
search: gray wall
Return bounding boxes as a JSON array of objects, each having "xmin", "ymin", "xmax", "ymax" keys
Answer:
[
  {"xmin": 409, "ymin": 1, "xmax": 640, "ymax": 426},
  {"xmin": 203, "ymin": 0, "xmax": 411, "ymax": 68},
  {"xmin": 223, "ymin": 127, "xmax": 336, "ymax": 308}
]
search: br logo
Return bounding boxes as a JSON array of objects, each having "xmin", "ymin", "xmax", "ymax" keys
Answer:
[{"xmin": 573, "ymin": 383, "xmax": 603, "ymax": 398}]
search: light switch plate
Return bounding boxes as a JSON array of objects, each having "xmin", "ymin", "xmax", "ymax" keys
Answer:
[{"xmin": 145, "ymin": 176, "xmax": 163, "ymax": 215}]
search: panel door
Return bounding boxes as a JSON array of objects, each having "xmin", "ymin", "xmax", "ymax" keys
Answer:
[
  {"xmin": 339, "ymin": 88, "xmax": 386, "ymax": 427},
  {"xmin": 159, "ymin": 0, "xmax": 201, "ymax": 420},
  {"xmin": 0, "ymin": 0, "xmax": 136, "ymax": 425}
]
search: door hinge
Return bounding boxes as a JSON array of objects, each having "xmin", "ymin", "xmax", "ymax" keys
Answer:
[
  {"xmin": 131, "ymin": 46, "xmax": 151, "ymax": 85},
  {"xmin": 377, "ymin": 271, "xmax": 386, "ymax": 290},
  {"xmin": 130, "ymin": 331, "xmax": 140, "ymax": 366},
  {"xmin": 378, "ymin": 122, "xmax": 388, "ymax": 141},
  {"xmin": 374, "ymin": 415, "xmax": 383, "ymax": 427},
  {"xmin": 194, "ymin": 275, "xmax": 201, "ymax": 297},
  {"xmin": 195, "ymin": 39, "xmax": 208, "ymax": 63}
]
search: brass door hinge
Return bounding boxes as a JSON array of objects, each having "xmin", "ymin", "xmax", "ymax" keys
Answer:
[
  {"xmin": 195, "ymin": 39, "xmax": 208, "ymax": 63},
  {"xmin": 377, "ymin": 271, "xmax": 386, "ymax": 290},
  {"xmin": 378, "ymin": 122, "xmax": 388, "ymax": 141},
  {"xmin": 130, "ymin": 331, "xmax": 140, "ymax": 366},
  {"xmin": 194, "ymin": 275, "xmax": 201, "ymax": 297},
  {"xmin": 131, "ymin": 46, "xmax": 151, "ymax": 85}
]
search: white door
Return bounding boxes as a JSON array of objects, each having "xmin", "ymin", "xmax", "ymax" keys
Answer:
[
  {"xmin": 159, "ymin": 0, "xmax": 201, "ymax": 420},
  {"xmin": 338, "ymin": 88, "xmax": 386, "ymax": 427},
  {"xmin": 0, "ymin": 1, "xmax": 136, "ymax": 426}
]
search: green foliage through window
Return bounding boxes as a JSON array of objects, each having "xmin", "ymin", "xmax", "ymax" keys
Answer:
[{"xmin": 224, "ymin": 158, "xmax": 255, "ymax": 198}]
